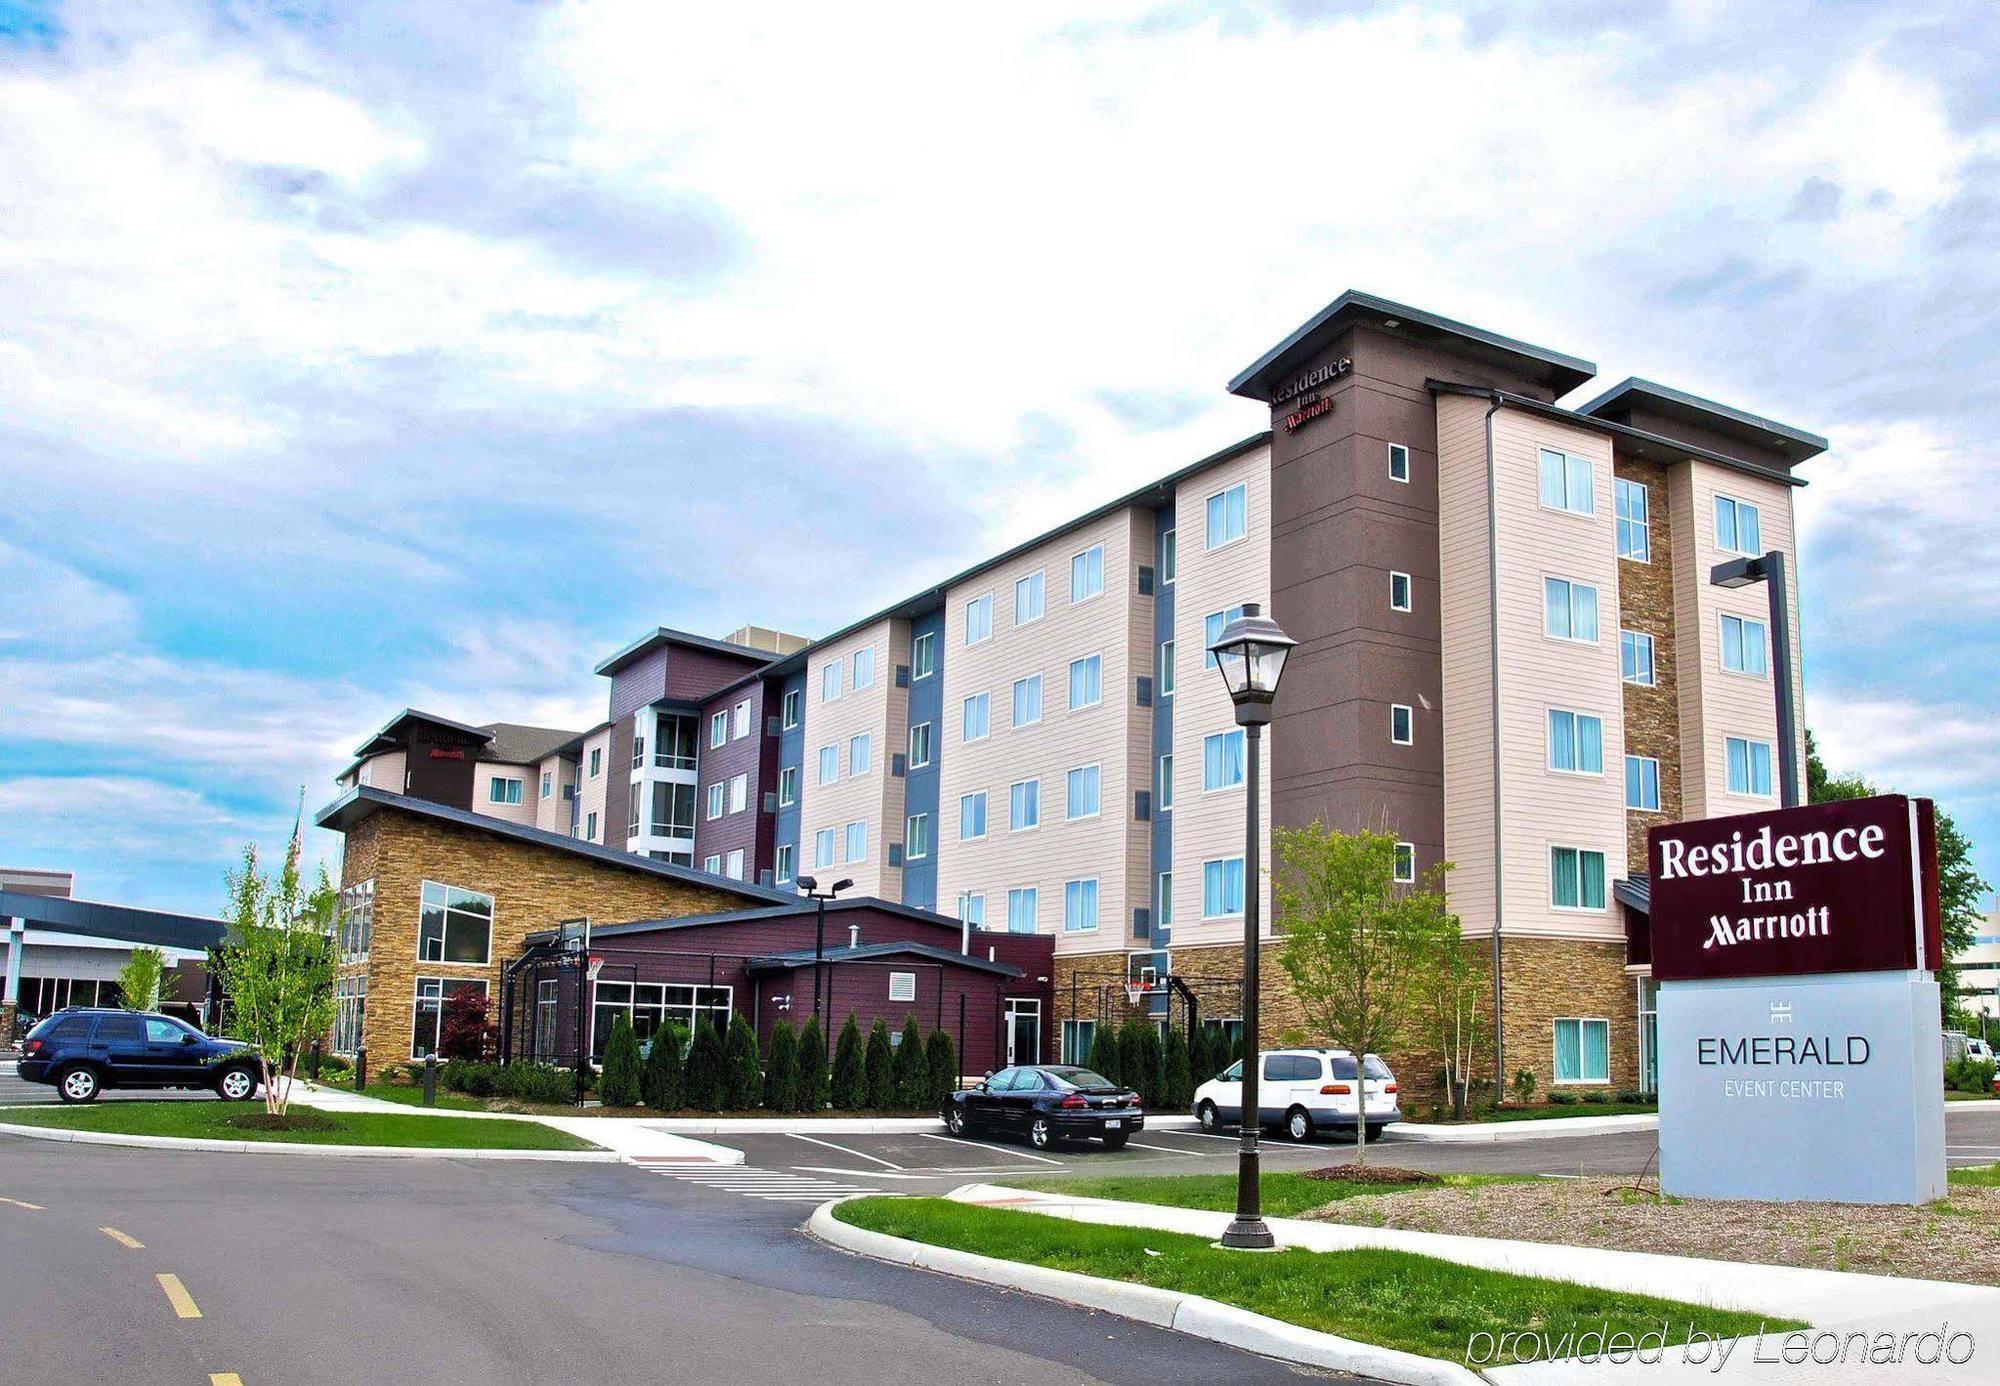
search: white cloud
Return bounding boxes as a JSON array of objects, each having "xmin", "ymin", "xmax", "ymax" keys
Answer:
[{"xmin": 1814, "ymin": 692, "xmax": 2000, "ymax": 810}]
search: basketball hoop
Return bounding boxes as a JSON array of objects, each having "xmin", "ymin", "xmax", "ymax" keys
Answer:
[
  {"xmin": 587, "ymin": 954, "xmax": 605, "ymax": 982},
  {"xmin": 1124, "ymin": 982, "xmax": 1153, "ymax": 1008}
]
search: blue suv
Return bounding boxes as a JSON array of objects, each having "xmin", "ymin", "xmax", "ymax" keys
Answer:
[{"xmin": 16, "ymin": 1009, "xmax": 260, "ymax": 1104}]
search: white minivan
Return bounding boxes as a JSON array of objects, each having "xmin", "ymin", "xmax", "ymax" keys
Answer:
[{"xmin": 1191, "ymin": 1047, "xmax": 1401, "ymax": 1142}]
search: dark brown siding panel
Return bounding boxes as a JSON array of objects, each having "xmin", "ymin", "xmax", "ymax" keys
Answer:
[
  {"xmin": 693, "ymin": 680, "xmax": 773, "ymax": 878},
  {"xmin": 608, "ymin": 646, "xmax": 672, "ymax": 722},
  {"xmin": 666, "ymin": 648, "xmax": 767, "ymax": 704}
]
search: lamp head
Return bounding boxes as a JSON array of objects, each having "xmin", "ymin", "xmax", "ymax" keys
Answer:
[
  {"xmin": 1206, "ymin": 602, "xmax": 1296, "ymax": 723},
  {"xmin": 833, "ymin": 878, "xmax": 854, "ymax": 894},
  {"xmin": 795, "ymin": 875, "xmax": 818, "ymax": 893},
  {"xmin": 1710, "ymin": 555, "xmax": 1769, "ymax": 589}
]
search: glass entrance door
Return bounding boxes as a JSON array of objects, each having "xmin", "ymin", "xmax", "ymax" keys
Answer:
[{"xmin": 1005, "ymin": 999, "xmax": 1040, "ymax": 1065}]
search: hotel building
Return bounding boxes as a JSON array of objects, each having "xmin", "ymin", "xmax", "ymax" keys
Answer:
[{"xmin": 330, "ymin": 291, "xmax": 1826, "ymax": 1097}]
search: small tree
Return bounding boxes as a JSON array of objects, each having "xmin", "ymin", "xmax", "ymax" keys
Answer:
[
  {"xmin": 598, "ymin": 1015, "xmax": 643, "ymax": 1107},
  {"xmin": 644, "ymin": 1022, "xmax": 688, "ymax": 1112},
  {"xmin": 891, "ymin": 1016, "xmax": 926, "ymax": 1110},
  {"xmin": 722, "ymin": 1013, "xmax": 763, "ymax": 1110},
  {"xmin": 682, "ymin": 1018, "xmax": 726, "ymax": 1111},
  {"xmin": 830, "ymin": 1015, "xmax": 865, "ymax": 1110},
  {"xmin": 763, "ymin": 1021, "xmax": 799, "ymax": 1113},
  {"xmin": 216, "ymin": 835, "xmax": 338, "ymax": 1116},
  {"xmin": 116, "ymin": 946, "xmax": 166, "ymax": 1013},
  {"xmin": 1121, "ymin": 1017, "xmax": 1163, "ymax": 1107},
  {"xmin": 1412, "ymin": 884, "xmax": 1482, "ymax": 1118},
  {"xmin": 1162, "ymin": 1027, "xmax": 1193, "ymax": 1109},
  {"xmin": 1275, "ymin": 823, "xmax": 1452, "ymax": 1165},
  {"xmin": 1088, "ymin": 1024, "xmax": 1122, "ymax": 1087},
  {"xmin": 439, "ymin": 986, "xmax": 495, "ymax": 1061},
  {"xmin": 924, "ymin": 1027, "xmax": 958, "ymax": 1108},
  {"xmin": 863, "ymin": 1018, "xmax": 896, "ymax": 1110},
  {"xmin": 795, "ymin": 1015, "xmax": 829, "ymax": 1111},
  {"xmin": 1185, "ymin": 1025, "xmax": 1212, "ymax": 1085}
]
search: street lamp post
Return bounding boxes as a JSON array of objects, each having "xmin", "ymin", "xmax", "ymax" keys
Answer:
[
  {"xmin": 1206, "ymin": 601, "xmax": 1297, "ymax": 1252},
  {"xmin": 796, "ymin": 875, "xmax": 853, "ymax": 1050},
  {"xmin": 1710, "ymin": 551, "xmax": 1799, "ymax": 808}
]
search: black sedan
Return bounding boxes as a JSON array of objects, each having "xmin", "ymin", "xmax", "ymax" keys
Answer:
[{"xmin": 942, "ymin": 1065, "xmax": 1144, "ymax": 1150}]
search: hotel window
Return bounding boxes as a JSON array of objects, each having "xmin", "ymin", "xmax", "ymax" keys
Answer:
[
  {"xmin": 1156, "ymin": 872, "xmax": 1172, "ymax": 929},
  {"xmin": 1388, "ymin": 443, "xmax": 1410, "ymax": 484},
  {"xmin": 821, "ymin": 660, "xmax": 842, "ymax": 702},
  {"xmin": 1009, "ymin": 778, "xmax": 1040, "ymax": 831},
  {"xmin": 1626, "ymin": 755, "xmax": 1662, "ymax": 811},
  {"xmin": 725, "ymin": 849, "xmax": 745, "ymax": 880},
  {"xmin": 591, "ymin": 983, "xmax": 731, "ymax": 1060},
  {"xmin": 1547, "ymin": 709, "xmax": 1604, "ymax": 775},
  {"xmin": 913, "ymin": 630, "xmax": 937, "ymax": 679},
  {"xmin": 964, "ymin": 594, "xmax": 993, "ymax": 645},
  {"xmin": 852, "ymin": 647, "xmax": 874, "ymax": 690},
  {"xmin": 657, "ymin": 715, "xmax": 698, "ymax": 769},
  {"xmin": 959, "ymin": 791, "xmax": 987, "ymax": 840},
  {"xmin": 1161, "ymin": 529, "xmax": 1177, "ymax": 582},
  {"xmin": 1550, "ymin": 846, "xmax": 1608, "ymax": 911},
  {"xmin": 488, "ymin": 777, "xmax": 523, "ymax": 806},
  {"xmin": 908, "ymin": 721, "xmax": 933, "ymax": 769},
  {"xmin": 817, "ymin": 744, "xmax": 838, "ymax": 786},
  {"xmin": 1007, "ymin": 887, "xmax": 1038, "ymax": 935},
  {"xmin": 1389, "ymin": 571, "xmax": 1412, "ymax": 613},
  {"xmin": 628, "ymin": 783, "xmax": 641, "ymax": 838},
  {"xmin": 710, "ymin": 711, "xmax": 728, "ymax": 747},
  {"xmin": 651, "ymin": 782, "xmax": 696, "ymax": 836},
  {"xmin": 631, "ymin": 734, "xmax": 646, "ymax": 771},
  {"xmin": 1204, "ymin": 604, "xmax": 1248, "ymax": 668},
  {"xmin": 733, "ymin": 700, "xmax": 752, "ymax": 739},
  {"xmin": 1621, "ymin": 630, "xmax": 1656, "ymax": 686},
  {"xmin": 1015, "ymin": 571, "xmax": 1045, "ymax": 625},
  {"xmin": 412, "ymin": 977, "xmax": 486, "ymax": 1059},
  {"xmin": 1066, "ymin": 764, "xmax": 1101, "ymax": 820},
  {"xmin": 1012, "ymin": 675, "xmax": 1043, "ymax": 728},
  {"xmin": 1720, "ymin": 614, "xmax": 1768, "ymax": 676},
  {"xmin": 844, "ymin": 820, "xmax": 867, "ymax": 863},
  {"xmin": 1063, "ymin": 1019, "xmax": 1096, "ymax": 1064},
  {"xmin": 1203, "ymin": 729, "xmax": 1245, "ymax": 790},
  {"xmin": 703, "ymin": 853, "xmax": 722, "ymax": 875},
  {"xmin": 729, "ymin": 772, "xmax": 748, "ymax": 813},
  {"xmin": 1538, "ymin": 447, "xmax": 1595, "ymax": 516},
  {"xmin": 1158, "ymin": 640, "xmax": 1175, "ymax": 696},
  {"xmin": 1390, "ymin": 704, "xmax": 1414, "ymax": 745},
  {"xmin": 1394, "ymin": 842, "xmax": 1416, "ymax": 884},
  {"xmin": 959, "ymin": 893, "xmax": 985, "ymax": 928},
  {"xmin": 1202, "ymin": 857, "xmax": 1245, "ymax": 918},
  {"xmin": 589, "ymin": 747, "xmax": 601, "ymax": 777},
  {"xmin": 1063, "ymin": 878, "xmax": 1099, "ymax": 932},
  {"xmin": 337, "ymin": 879, "xmax": 374, "ymax": 961},
  {"xmin": 584, "ymin": 811, "xmax": 598, "ymax": 840},
  {"xmin": 1553, "ymin": 1018, "xmax": 1610, "ymax": 1084},
  {"xmin": 540, "ymin": 770, "xmax": 552, "ymax": 799},
  {"xmin": 417, "ymin": 881, "xmax": 493, "ymax": 966},
  {"xmin": 849, "ymin": 732, "xmax": 872, "ymax": 776},
  {"xmin": 782, "ymin": 688, "xmax": 801, "ymax": 729},
  {"xmin": 962, "ymin": 692, "xmax": 990, "ymax": 741},
  {"xmin": 1068, "ymin": 655, "xmax": 1102, "ymax": 710},
  {"xmin": 1206, "ymin": 482, "xmax": 1247, "ymax": 549},
  {"xmin": 1157, "ymin": 753, "xmax": 1174, "ymax": 811},
  {"xmin": 906, "ymin": 812, "xmax": 931, "ymax": 860},
  {"xmin": 1070, "ymin": 545, "xmax": 1104, "ymax": 603},
  {"xmin": 1726, "ymin": 736, "xmax": 1775, "ymax": 797},
  {"xmin": 706, "ymin": 783, "xmax": 725, "ymax": 820},
  {"xmin": 1615, "ymin": 477, "xmax": 1651, "ymax": 561},
  {"xmin": 1715, "ymin": 495, "xmax": 1762, "ymax": 555},
  {"xmin": 778, "ymin": 765, "xmax": 798, "ymax": 806},
  {"xmin": 333, "ymin": 975, "xmax": 367, "ymax": 1055},
  {"xmin": 1543, "ymin": 577, "xmax": 1599, "ymax": 643},
  {"xmin": 775, "ymin": 843, "xmax": 794, "ymax": 883},
  {"xmin": 814, "ymin": 828, "xmax": 836, "ymax": 868}
]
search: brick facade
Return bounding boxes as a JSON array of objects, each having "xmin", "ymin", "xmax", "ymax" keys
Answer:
[
  {"xmin": 1498, "ymin": 936, "xmax": 1641, "ymax": 1095},
  {"xmin": 1616, "ymin": 458, "xmax": 1682, "ymax": 872}
]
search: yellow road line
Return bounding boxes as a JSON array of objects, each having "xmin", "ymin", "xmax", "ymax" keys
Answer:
[
  {"xmin": 210, "ymin": 1375, "xmax": 244, "ymax": 1385},
  {"xmin": 99, "ymin": 1226, "xmax": 144, "ymax": 1249},
  {"xmin": 156, "ymin": 1272, "xmax": 201, "ymax": 1319},
  {"xmin": 0, "ymin": 1196, "xmax": 43, "ymax": 1210}
]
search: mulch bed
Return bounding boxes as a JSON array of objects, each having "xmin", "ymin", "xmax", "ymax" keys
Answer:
[
  {"xmin": 224, "ymin": 1112, "xmax": 343, "ymax": 1133},
  {"xmin": 1304, "ymin": 1165, "xmax": 1442, "ymax": 1186}
]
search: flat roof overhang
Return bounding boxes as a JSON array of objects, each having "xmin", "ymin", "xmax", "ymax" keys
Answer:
[
  {"xmin": 1577, "ymin": 377, "xmax": 1827, "ymax": 467},
  {"xmin": 0, "ymin": 890, "xmax": 228, "ymax": 952},
  {"xmin": 592, "ymin": 627, "xmax": 776, "ymax": 679},
  {"xmin": 351, "ymin": 708, "xmax": 494, "ymax": 759}
]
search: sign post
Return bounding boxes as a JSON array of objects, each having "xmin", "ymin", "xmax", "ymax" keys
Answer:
[{"xmin": 1650, "ymin": 794, "xmax": 1946, "ymax": 1204}]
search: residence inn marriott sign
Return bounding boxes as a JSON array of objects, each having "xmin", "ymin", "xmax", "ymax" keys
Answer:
[{"xmin": 1650, "ymin": 794, "xmax": 1947, "ymax": 1204}]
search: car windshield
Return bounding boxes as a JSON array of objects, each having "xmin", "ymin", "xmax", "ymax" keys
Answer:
[{"xmin": 1044, "ymin": 1066, "xmax": 1117, "ymax": 1091}]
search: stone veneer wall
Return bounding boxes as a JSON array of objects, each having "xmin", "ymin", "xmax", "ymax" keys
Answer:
[
  {"xmin": 1499, "ymin": 936, "xmax": 1640, "ymax": 1094},
  {"xmin": 339, "ymin": 811, "xmax": 749, "ymax": 1066},
  {"xmin": 1616, "ymin": 458, "xmax": 1683, "ymax": 872}
]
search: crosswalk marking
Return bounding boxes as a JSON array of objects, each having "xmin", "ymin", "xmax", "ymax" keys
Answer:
[{"xmin": 636, "ymin": 1163, "xmax": 884, "ymax": 1203}]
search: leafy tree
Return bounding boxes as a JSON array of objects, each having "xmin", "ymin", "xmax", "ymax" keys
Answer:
[
  {"xmin": 1186, "ymin": 1025, "xmax": 1213, "ymax": 1086},
  {"xmin": 644, "ymin": 1022, "xmax": 688, "ymax": 1112},
  {"xmin": 722, "ymin": 1013, "xmax": 764, "ymax": 1110},
  {"xmin": 1161, "ymin": 1027, "xmax": 1193, "ymax": 1109},
  {"xmin": 830, "ymin": 1014, "xmax": 865, "ymax": 1109},
  {"xmin": 924, "ymin": 1027, "xmax": 958, "ymax": 1108},
  {"xmin": 116, "ymin": 946, "xmax": 166, "ymax": 1013},
  {"xmin": 597, "ymin": 1015, "xmax": 643, "ymax": 1107},
  {"xmin": 795, "ymin": 1015, "xmax": 829, "ymax": 1112},
  {"xmin": 1274, "ymin": 823, "xmax": 1454, "ymax": 1165},
  {"xmin": 863, "ymin": 1018, "xmax": 896, "ymax": 1110},
  {"xmin": 1088, "ymin": 1024, "xmax": 1122, "ymax": 1087},
  {"xmin": 763, "ymin": 1021, "xmax": 799, "ymax": 1113},
  {"xmin": 893, "ymin": 1016, "xmax": 927, "ymax": 1110},
  {"xmin": 216, "ymin": 835, "xmax": 338, "ymax": 1116},
  {"xmin": 682, "ymin": 1018, "xmax": 726, "ymax": 1111},
  {"xmin": 1409, "ymin": 869, "xmax": 1480, "ymax": 1118},
  {"xmin": 439, "ymin": 986, "xmax": 495, "ymax": 1061},
  {"xmin": 1121, "ymin": 1016, "xmax": 1163, "ymax": 1107}
]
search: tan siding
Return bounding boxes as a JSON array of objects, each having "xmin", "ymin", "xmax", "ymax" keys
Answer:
[
  {"xmin": 471, "ymin": 762, "xmax": 538, "ymax": 828},
  {"xmin": 798, "ymin": 619, "xmax": 901, "ymax": 899},
  {"xmin": 356, "ymin": 749, "xmax": 406, "ymax": 793},
  {"xmin": 575, "ymin": 728, "xmax": 611, "ymax": 843},
  {"xmin": 532, "ymin": 752, "xmax": 579, "ymax": 834},
  {"xmin": 1436, "ymin": 392, "xmax": 1497, "ymax": 938}
]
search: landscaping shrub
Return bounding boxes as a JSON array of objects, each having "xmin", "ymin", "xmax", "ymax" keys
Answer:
[
  {"xmin": 893, "ymin": 1016, "xmax": 926, "ymax": 1111},
  {"xmin": 439, "ymin": 986, "xmax": 498, "ymax": 1061},
  {"xmin": 1186, "ymin": 1025, "xmax": 1213, "ymax": 1085},
  {"xmin": 1578, "ymin": 1089, "xmax": 1609, "ymax": 1105},
  {"xmin": 315, "ymin": 1052, "xmax": 352, "ymax": 1077},
  {"xmin": 1512, "ymin": 1069, "xmax": 1537, "ymax": 1105},
  {"xmin": 1089, "ymin": 1026, "xmax": 1123, "ymax": 1087},
  {"xmin": 923, "ymin": 1027, "xmax": 957, "ymax": 1109},
  {"xmin": 442, "ymin": 1060, "xmax": 499, "ymax": 1097},
  {"xmin": 763, "ymin": 1021, "xmax": 799, "ymax": 1113},
  {"xmin": 645, "ymin": 1023, "xmax": 688, "ymax": 1112},
  {"xmin": 723, "ymin": 1014, "xmax": 764, "ymax": 1110},
  {"xmin": 683, "ymin": 1019, "xmax": 726, "ymax": 1111},
  {"xmin": 795, "ymin": 1016, "xmax": 829, "ymax": 1112},
  {"xmin": 830, "ymin": 1015, "xmax": 865, "ymax": 1110},
  {"xmin": 597, "ymin": 1015, "xmax": 643, "ymax": 1108},
  {"xmin": 1121, "ymin": 1017, "xmax": 1163, "ymax": 1108},
  {"xmin": 1547, "ymin": 1090, "xmax": 1577, "ymax": 1105},
  {"xmin": 1615, "ymin": 1089, "xmax": 1649, "ymax": 1105},
  {"xmin": 497, "ymin": 1062, "xmax": 575, "ymax": 1106},
  {"xmin": 1161, "ymin": 1028, "xmax": 1192, "ymax": 1110},
  {"xmin": 863, "ymin": 1018, "xmax": 896, "ymax": 1110},
  {"xmin": 1946, "ymin": 1057, "xmax": 1996, "ymax": 1095}
]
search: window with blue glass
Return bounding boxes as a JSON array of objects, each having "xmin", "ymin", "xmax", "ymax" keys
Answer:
[{"xmin": 1203, "ymin": 729, "xmax": 1245, "ymax": 789}]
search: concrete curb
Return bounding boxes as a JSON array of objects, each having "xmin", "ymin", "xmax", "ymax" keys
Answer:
[
  {"xmin": 636, "ymin": 1113, "xmax": 1200, "ymax": 1134},
  {"xmin": 0, "ymin": 1120, "xmax": 621, "ymax": 1162},
  {"xmin": 807, "ymin": 1201, "xmax": 1484, "ymax": 1386},
  {"xmin": 1389, "ymin": 1113, "xmax": 1657, "ymax": 1142}
]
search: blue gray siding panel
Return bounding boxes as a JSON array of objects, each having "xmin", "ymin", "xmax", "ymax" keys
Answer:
[
  {"xmin": 1149, "ymin": 501, "xmax": 1176, "ymax": 945},
  {"xmin": 899, "ymin": 608, "xmax": 945, "ymax": 911}
]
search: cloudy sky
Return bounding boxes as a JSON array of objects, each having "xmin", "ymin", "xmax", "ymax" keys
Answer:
[{"xmin": 2, "ymin": 0, "xmax": 1995, "ymax": 916}]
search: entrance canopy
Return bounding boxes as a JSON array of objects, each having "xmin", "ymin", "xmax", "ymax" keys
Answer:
[{"xmin": 0, "ymin": 889, "xmax": 228, "ymax": 952}]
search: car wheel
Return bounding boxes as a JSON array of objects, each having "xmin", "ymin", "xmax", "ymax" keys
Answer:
[
  {"xmin": 1102, "ymin": 1132, "xmax": 1128, "ymax": 1151},
  {"xmin": 945, "ymin": 1105, "xmax": 968, "ymax": 1136},
  {"xmin": 1365, "ymin": 1122, "xmax": 1386, "ymax": 1143},
  {"xmin": 1286, "ymin": 1107, "xmax": 1314, "ymax": 1142},
  {"xmin": 1028, "ymin": 1116, "xmax": 1054, "ymax": 1150},
  {"xmin": 56, "ymin": 1065, "xmax": 101, "ymax": 1104},
  {"xmin": 215, "ymin": 1065, "xmax": 258, "ymax": 1101},
  {"xmin": 1197, "ymin": 1100, "xmax": 1219, "ymax": 1131}
]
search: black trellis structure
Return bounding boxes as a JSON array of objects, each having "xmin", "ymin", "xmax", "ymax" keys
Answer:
[{"xmin": 1062, "ymin": 963, "xmax": 1244, "ymax": 1043}]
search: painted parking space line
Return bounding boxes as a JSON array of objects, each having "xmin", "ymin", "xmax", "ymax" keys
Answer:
[
  {"xmin": 210, "ymin": 1375, "xmax": 245, "ymax": 1386},
  {"xmin": 156, "ymin": 1273, "xmax": 202, "ymax": 1319},
  {"xmin": 639, "ymin": 1165, "xmax": 886, "ymax": 1203},
  {"xmin": 99, "ymin": 1226, "xmax": 144, "ymax": 1249},
  {"xmin": 0, "ymin": 1196, "xmax": 43, "ymax": 1210},
  {"xmin": 788, "ymin": 1132, "xmax": 905, "ymax": 1169},
  {"xmin": 1119, "ymin": 1139, "xmax": 1196, "ymax": 1155},
  {"xmin": 917, "ymin": 1133, "xmax": 1064, "ymax": 1166}
]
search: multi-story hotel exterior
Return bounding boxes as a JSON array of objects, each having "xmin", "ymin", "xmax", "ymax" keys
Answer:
[{"xmin": 329, "ymin": 291, "xmax": 1827, "ymax": 1098}]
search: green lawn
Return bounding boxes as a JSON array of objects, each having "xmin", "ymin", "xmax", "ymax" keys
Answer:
[
  {"xmin": 1476, "ymin": 1101, "xmax": 1657, "ymax": 1122},
  {"xmin": 323, "ymin": 1082, "xmax": 486, "ymax": 1112},
  {"xmin": 1014, "ymin": 1170, "xmax": 1528, "ymax": 1218},
  {"xmin": 0, "ymin": 1101, "xmax": 600, "ymax": 1151},
  {"xmin": 1945, "ymin": 1089, "xmax": 1996, "ymax": 1102},
  {"xmin": 1949, "ymin": 1161, "xmax": 2000, "ymax": 1186},
  {"xmin": 835, "ymin": 1198, "xmax": 1795, "ymax": 1362}
]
